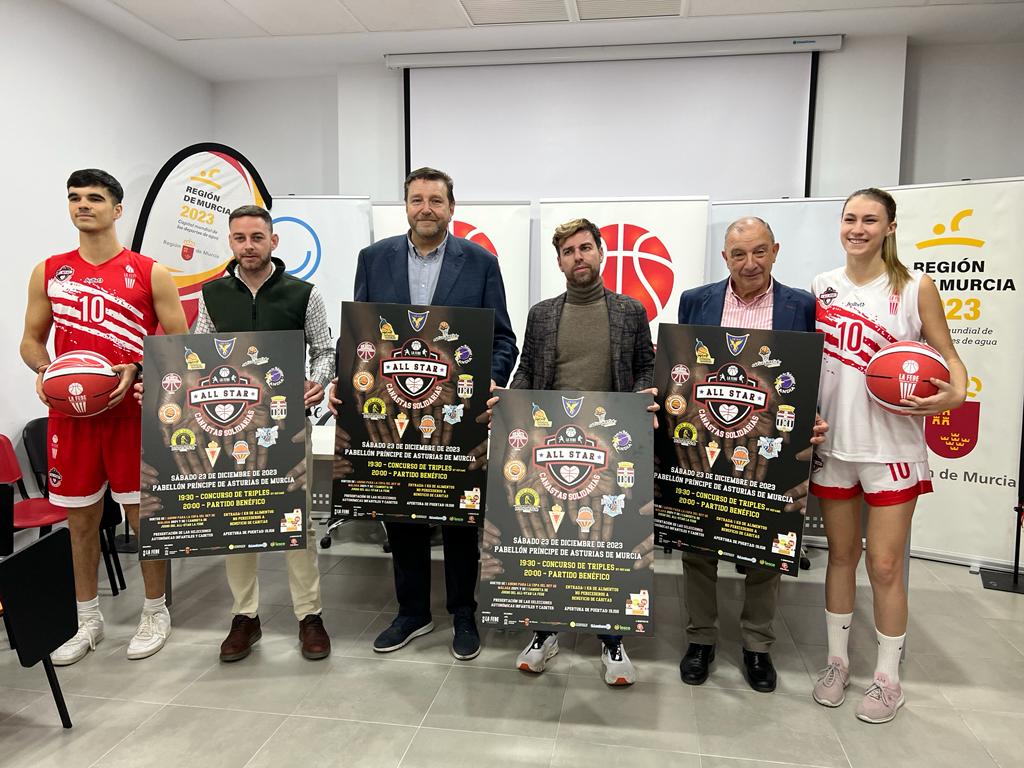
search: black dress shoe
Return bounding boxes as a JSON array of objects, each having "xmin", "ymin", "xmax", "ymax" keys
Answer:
[
  {"xmin": 679, "ymin": 643, "xmax": 715, "ymax": 685},
  {"xmin": 742, "ymin": 649, "xmax": 777, "ymax": 692}
]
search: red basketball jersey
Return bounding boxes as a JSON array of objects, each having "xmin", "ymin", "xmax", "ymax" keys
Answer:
[{"xmin": 45, "ymin": 248, "xmax": 159, "ymax": 418}]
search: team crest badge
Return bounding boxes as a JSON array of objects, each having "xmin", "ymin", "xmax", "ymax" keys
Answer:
[
  {"xmin": 758, "ymin": 436, "xmax": 782, "ymax": 459},
  {"xmin": 504, "ymin": 460, "xmax": 526, "ymax": 482},
  {"xmin": 188, "ymin": 366, "xmax": 260, "ymax": 427},
  {"xmin": 818, "ymin": 286, "xmax": 838, "ymax": 307},
  {"xmin": 184, "ymin": 347, "xmax": 205, "ymax": 371},
  {"xmin": 242, "ymin": 345, "xmax": 269, "ymax": 366},
  {"xmin": 353, "ymin": 371, "xmax": 374, "ymax": 392},
  {"xmin": 395, "ymin": 412, "xmax": 410, "ymax": 438},
  {"xmin": 705, "ymin": 440, "xmax": 721, "ymax": 467},
  {"xmin": 123, "ymin": 264, "xmax": 136, "ymax": 289},
  {"xmin": 443, "ymin": 403, "xmax": 464, "ymax": 425},
  {"xmin": 379, "ymin": 316, "xmax": 398, "ymax": 341},
  {"xmin": 612, "ymin": 430, "xmax": 632, "ymax": 452},
  {"xmin": 356, "ymin": 341, "xmax": 376, "ymax": 362},
  {"xmin": 589, "ymin": 406, "xmax": 617, "ymax": 427},
  {"xmin": 665, "ymin": 395, "xmax": 686, "ymax": 415},
  {"xmin": 671, "ymin": 364, "xmax": 690, "ymax": 384},
  {"xmin": 215, "ymin": 338, "xmax": 236, "ymax": 359},
  {"xmin": 181, "ymin": 240, "xmax": 195, "ymax": 261},
  {"xmin": 408, "ymin": 309, "xmax": 429, "ymax": 332},
  {"xmin": 256, "ymin": 426, "xmax": 278, "ymax": 448},
  {"xmin": 265, "ymin": 367, "xmax": 285, "ymax": 387},
  {"xmin": 726, "ymin": 333, "xmax": 749, "ymax": 356},
  {"xmin": 170, "ymin": 428, "xmax": 196, "ymax": 452},
  {"xmin": 270, "ymin": 396, "xmax": 287, "ymax": 420},
  {"xmin": 362, "ymin": 397, "xmax": 387, "ymax": 420},
  {"xmin": 233, "ymin": 440, "xmax": 250, "ymax": 464},
  {"xmin": 775, "ymin": 372, "xmax": 796, "ymax": 394},
  {"xmin": 532, "ymin": 403, "xmax": 552, "ymax": 428},
  {"xmin": 508, "ymin": 428, "xmax": 529, "ymax": 449},
  {"xmin": 925, "ymin": 401, "xmax": 981, "ymax": 459},
  {"xmin": 695, "ymin": 339, "xmax": 715, "ymax": 365},
  {"xmin": 457, "ymin": 374, "xmax": 474, "ymax": 399},
  {"xmin": 562, "ymin": 396, "xmax": 584, "ymax": 419},
  {"xmin": 673, "ymin": 422, "xmax": 697, "ymax": 446},
  {"xmin": 159, "ymin": 403, "xmax": 181, "ymax": 425},
  {"xmin": 533, "ymin": 425, "xmax": 607, "ymax": 492},
  {"xmin": 514, "ymin": 488, "xmax": 540, "ymax": 514},
  {"xmin": 205, "ymin": 441, "xmax": 221, "ymax": 467},
  {"xmin": 732, "ymin": 446, "xmax": 750, "ymax": 471},
  {"xmin": 48, "ymin": 468, "xmax": 62, "ymax": 487},
  {"xmin": 694, "ymin": 363, "xmax": 769, "ymax": 428},
  {"xmin": 752, "ymin": 346, "xmax": 782, "ymax": 368},
  {"xmin": 419, "ymin": 415, "xmax": 436, "ymax": 438},
  {"xmin": 55, "ymin": 265, "xmax": 74, "ymax": 282},
  {"xmin": 602, "ymin": 494, "xmax": 625, "ymax": 517},
  {"xmin": 381, "ymin": 339, "xmax": 450, "ymax": 402},
  {"xmin": 616, "ymin": 462, "xmax": 634, "ymax": 489},
  {"xmin": 162, "ymin": 373, "xmax": 182, "ymax": 393},
  {"xmin": 548, "ymin": 504, "xmax": 565, "ymax": 533},
  {"xmin": 454, "ymin": 345, "xmax": 473, "ymax": 366},
  {"xmin": 576, "ymin": 506, "xmax": 595, "ymax": 532},
  {"xmin": 776, "ymin": 405, "xmax": 796, "ymax": 432},
  {"xmin": 433, "ymin": 322, "xmax": 459, "ymax": 342}
]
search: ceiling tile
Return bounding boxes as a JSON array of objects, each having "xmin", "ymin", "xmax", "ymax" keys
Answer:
[
  {"xmin": 110, "ymin": 0, "xmax": 269, "ymax": 39},
  {"xmin": 577, "ymin": 0, "xmax": 681, "ymax": 21},
  {"xmin": 341, "ymin": 0, "xmax": 470, "ymax": 31},
  {"xmin": 688, "ymin": 0, "xmax": 926, "ymax": 16},
  {"xmin": 461, "ymin": 0, "xmax": 570, "ymax": 24},
  {"xmin": 227, "ymin": 0, "xmax": 364, "ymax": 35}
]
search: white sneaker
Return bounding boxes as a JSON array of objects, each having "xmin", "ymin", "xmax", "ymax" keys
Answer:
[
  {"xmin": 127, "ymin": 609, "xmax": 171, "ymax": 660},
  {"xmin": 516, "ymin": 632, "xmax": 559, "ymax": 673},
  {"xmin": 51, "ymin": 614, "xmax": 104, "ymax": 666},
  {"xmin": 601, "ymin": 641, "xmax": 637, "ymax": 686}
]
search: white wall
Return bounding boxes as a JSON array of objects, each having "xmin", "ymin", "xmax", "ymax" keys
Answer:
[
  {"xmin": 901, "ymin": 42, "xmax": 1024, "ymax": 185},
  {"xmin": 213, "ymin": 76, "xmax": 340, "ymax": 196},
  {"xmin": 810, "ymin": 35, "xmax": 908, "ymax": 197},
  {"xmin": 337, "ymin": 65, "xmax": 405, "ymax": 202},
  {"xmin": 0, "ymin": 0, "xmax": 213, "ymax": 443}
]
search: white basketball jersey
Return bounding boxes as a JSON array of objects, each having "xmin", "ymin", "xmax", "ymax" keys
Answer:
[{"xmin": 813, "ymin": 267, "xmax": 927, "ymax": 463}]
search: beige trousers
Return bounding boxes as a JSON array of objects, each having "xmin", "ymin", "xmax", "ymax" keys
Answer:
[
  {"xmin": 682, "ymin": 551, "xmax": 781, "ymax": 652},
  {"xmin": 226, "ymin": 518, "xmax": 321, "ymax": 620}
]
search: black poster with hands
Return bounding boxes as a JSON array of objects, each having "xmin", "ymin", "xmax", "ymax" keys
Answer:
[
  {"xmin": 332, "ymin": 301, "xmax": 494, "ymax": 526},
  {"xmin": 139, "ymin": 330, "xmax": 308, "ymax": 560},
  {"xmin": 479, "ymin": 389, "xmax": 655, "ymax": 636},
  {"xmin": 653, "ymin": 324, "xmax": 823, "ymax": 576}
]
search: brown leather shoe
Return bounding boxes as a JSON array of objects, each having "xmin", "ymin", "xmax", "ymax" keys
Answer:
[
  {"xmin": 299, "ymin": 614, "xmax": 331, "ymax": 660},
  {"xmin": 220, "ymin": 614, "xmax": 261, "ymax": 662}
]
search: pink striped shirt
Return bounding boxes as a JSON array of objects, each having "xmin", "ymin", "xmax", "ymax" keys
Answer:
[{"xmin": 720, "ymin": 279, "xmax": 774, "ymax": 330}]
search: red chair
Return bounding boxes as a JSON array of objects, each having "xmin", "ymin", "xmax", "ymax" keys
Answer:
[{"xmin": 0, "ymin": 434, "xmax": 68, "ymax": 556}]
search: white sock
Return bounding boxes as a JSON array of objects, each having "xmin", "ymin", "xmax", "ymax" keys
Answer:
[
  {"xmin": 874, "ymin": 629, "xmax": 905, "ymax": 684},
  {"xmin": 78, "ymin": 597, "xmax": 102, "ymax": 622},
  {"xmin": 142, "ymin": 595, "xmax": 167, "ymax": 615},
  {"xmin": 825, "ymin": 609, "xmax": 853, "ymax": 667}
]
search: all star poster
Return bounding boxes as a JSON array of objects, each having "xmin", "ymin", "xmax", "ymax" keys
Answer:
[
  {"xmin": 139, "ymin": 330, "xmax": 308, "ymax": 559},
  {"xmin": 479, "ymin": 389, "xmax": 655, "ymax": 635},
  {"xmin": 332, "ymin": 301, "xmax": 494, "ymax": 526},
  {"xmin": 654, "ymin": 324, "xmax": 823, "ymax": 575}
]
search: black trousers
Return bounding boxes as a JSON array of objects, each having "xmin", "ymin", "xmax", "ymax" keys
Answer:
[{"xmin": 385, "ymin": 521, "xmax": 479, "ymax": 618}]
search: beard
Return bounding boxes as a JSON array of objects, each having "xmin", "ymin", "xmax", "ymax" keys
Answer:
[{"xmin": 569, "ymin": 264, "xmax": 600, "ymax": 286}]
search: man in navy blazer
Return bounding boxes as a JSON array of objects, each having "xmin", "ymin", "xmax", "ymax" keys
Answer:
[
  {"xmin": 676, "ymin": 217, "xmax": 815, "ymax": 694},
  {"xmin": 354, "ymin": 167, "xmax": 517, "ymax": 661}
]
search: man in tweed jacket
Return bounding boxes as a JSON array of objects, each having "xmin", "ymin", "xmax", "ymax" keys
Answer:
[{"xmin": 503, "ymin": 218, "xmax": 657, "ymax": 685}]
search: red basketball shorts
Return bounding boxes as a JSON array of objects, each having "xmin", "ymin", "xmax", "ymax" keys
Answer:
[
  {"xmin": 47, "ymin": 416, "xmax": 141, "ymax": 508},
  {"xmin": 810, "ymin": 455, "xmax": 932, "ymax": 507}
]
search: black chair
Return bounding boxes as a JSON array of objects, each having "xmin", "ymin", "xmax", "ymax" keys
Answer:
[
  {"xmin": 0, "ymin": 528, "xmax": 77, "ymax": 727},
  {"xmin": 22, "ymin": 418, "xmax": 126, "ymax": 595}
]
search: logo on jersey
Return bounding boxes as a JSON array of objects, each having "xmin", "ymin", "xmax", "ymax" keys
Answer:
[
  {"xmin": 694, "ymin": 364, "xmax": 768, "ymax": 431},
  {"xmin": 533, "ymin": 424, "xmax": 607, "ymax": 495},
  {"xmin": 188, "ymin": 366, "xmax": 261, "ymax": 427},
  {"xmin": 55, "ymin": 265, "xmax": 74, "ymax": 282},
  {"xmin": 123, "ymin": 264, "xmax": 136, "ymax": 289},
  {"xmin": 380, "ymin": 339, "xmax": 449, "ymax": 403},
  {"xmin": 48, "ymin": 468, "xmax": 62, "ymax": 487},
  {"xmin": 889, "ymin": 292, "xmax": 901, "ymax": 315},
  {"xmin": 818, "ymin": 287, "xmax": 838, "ymax": 307},
  {"xmin": 215, "ymin": 338, "xmax": 236, "ymax": 359},
  {"xmin": 726, "ymin": 333, "xmax": 749, "ymax": 356}
]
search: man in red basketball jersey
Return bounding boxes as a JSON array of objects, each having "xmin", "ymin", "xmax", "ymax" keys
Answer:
[
  {"xmin": 492, "ymin": 217, "xmax": 659, "ymax": 685},
  {"xmin": 20, "ymin": 169, "xmax": 188, "ymax": 665}
]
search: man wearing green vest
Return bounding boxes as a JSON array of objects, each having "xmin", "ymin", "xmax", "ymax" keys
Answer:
[{"xmin": 195, "ymin": 204, "xmax": 335, "ymax": 662}]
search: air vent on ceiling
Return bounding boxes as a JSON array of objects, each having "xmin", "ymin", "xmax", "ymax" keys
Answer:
[
  {"xmin": 460, "ymin": 0, "xmax": 571, "ymax": 25},
  {"xmin": 577, "ymin": 0, "xmax": 681, "ymax": 21}
]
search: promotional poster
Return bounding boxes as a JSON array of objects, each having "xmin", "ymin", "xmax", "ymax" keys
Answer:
[
  {"xmin": 139, "ymin": 331, "xmax": 307, "ymax": 559},
  {"xmin": 654, "ymin": 324, "xmax": 823, "ymax": 575},
  {"xmin": 332, "ymin": 301, "xmax": 494, "ymax": 526},
  {"xmin": 479, "ymin": 389, "xmax": 655, "ymax": 635}
]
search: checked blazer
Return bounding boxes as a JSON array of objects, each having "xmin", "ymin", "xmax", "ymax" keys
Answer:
[{"xmin": 511, "ymin": 288, "xmax": 655, "ymax": 393}]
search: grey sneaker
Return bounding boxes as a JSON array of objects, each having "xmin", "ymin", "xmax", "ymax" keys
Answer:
[
  {"xmin": 812, "ymin": 658, "xmax": 850, "ymax": 707},
  {"xmin": 516, "ymin": 632, "xmax": 559, "ymax": 673},
  {"xmin": 856, "ymin": 674, "xmax": 904, "ymax": 723},
  {"xmin": 601, "ymin": 641, "xmax": 637, "ymax": 686}
]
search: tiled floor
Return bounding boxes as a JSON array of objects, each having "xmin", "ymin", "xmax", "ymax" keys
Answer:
[{"xmin": 3, "ymin": 525, "xmax": 1024, "ymax": 768}]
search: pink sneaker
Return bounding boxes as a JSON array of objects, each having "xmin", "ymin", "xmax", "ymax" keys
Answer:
[
  {"xmin": 855, "ymin": 674, "xmax": 905, "ymax": 723},
  {"xmin": 812, "ymin": 658, "xmax": 850, "ymax": 707}
]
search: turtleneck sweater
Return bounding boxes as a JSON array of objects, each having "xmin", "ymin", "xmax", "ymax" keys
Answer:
[{"xmin": 553, "ymin": 278, "xmax": 613, "ymax": 391}]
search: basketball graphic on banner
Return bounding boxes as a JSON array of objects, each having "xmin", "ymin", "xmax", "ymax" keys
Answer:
[
  {"xmin": 452, "ymin": 220, "xmax": 497, "ymax": 257},
  {"xmin": 599, "ymin": 223, "xmax": 674, "ymax": 322}
]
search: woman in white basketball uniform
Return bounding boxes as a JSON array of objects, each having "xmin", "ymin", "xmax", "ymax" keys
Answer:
[{"xmin": 810, "ymin": 188, "xmax": 966, "ymax": 723}]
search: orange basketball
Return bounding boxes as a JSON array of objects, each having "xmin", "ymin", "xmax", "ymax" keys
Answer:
[{"xmin": 865, "ymin": 341, "xmax": 949, "ymax": 415}]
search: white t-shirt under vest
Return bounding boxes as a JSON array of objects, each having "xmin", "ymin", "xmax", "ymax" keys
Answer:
[{"xmin": 813, "ymin": 266, "xmax": 927, "ymax": 463}]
